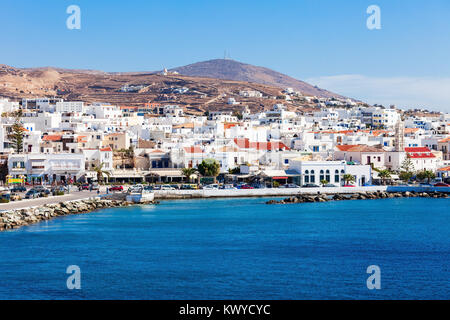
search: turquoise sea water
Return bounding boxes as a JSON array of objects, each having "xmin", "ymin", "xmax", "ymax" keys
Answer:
[{"xmin": 0, "ymin": 197, "xmax": 449, "ymax": 300}]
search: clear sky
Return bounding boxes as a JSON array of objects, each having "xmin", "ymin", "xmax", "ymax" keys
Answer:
[{"xmin": 1, "ymin": 0, "xmax": 449, "ymax": 111}]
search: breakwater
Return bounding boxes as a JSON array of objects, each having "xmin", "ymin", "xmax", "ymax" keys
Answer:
[
  {"xmin": 266, "ymin": 190, "xmax": 449, "ymax": 205},
  {"xmin": 0, "ymin": 198, "xmax": 156, "ymax": 231}
]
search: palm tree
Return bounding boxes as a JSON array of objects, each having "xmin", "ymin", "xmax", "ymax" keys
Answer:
[
  {"xmin": 378, "ymin": 169, "xmax": 392, "ymax": 185},
  {"xmin": 93, "ymin": 163, "xmax": 111, "ymax": 184},
  {"xmin": 181, "ymin": 167, "xmax": 197, "ymax": 183},
  {"xmin": 342, "ymin": 174, "xmax": 355, "ymax": 185},
  {"xmin": 416, "ymin": 170, "xmax": 435, "ymax": 184}
]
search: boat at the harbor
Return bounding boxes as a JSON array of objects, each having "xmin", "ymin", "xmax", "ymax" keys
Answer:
[{"xmin": 125, "ymin": 185, "xmax": 155, "ymax": 203}]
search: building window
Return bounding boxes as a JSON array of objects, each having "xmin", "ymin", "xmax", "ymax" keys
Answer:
[
  {"xmin": 304, "ymin": 170, "xmax": 309, "ymax": 183},
  {"xmin": 320, "ymin": 170, "xmax": 325, "ymax": 182},
  {"xmin": 326, "ymin": 170, "xmax": 330, "ymax": 182},
  {"xmin": 335, "ymin": 170, "xmax": 340, "ymax": 183},
  {"xmin": 310, "ymin": 170, "xmax": 315, "ymax": 183}
]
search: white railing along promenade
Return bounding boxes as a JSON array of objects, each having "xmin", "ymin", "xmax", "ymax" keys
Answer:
[{"xmin": 154, "ymin": 186, "xmax": 388, "ymax": 199}]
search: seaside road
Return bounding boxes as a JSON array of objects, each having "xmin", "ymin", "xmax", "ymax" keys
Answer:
[{"xmin": 0, "ymin": 191, "xmax": 102, "ymax": 212}]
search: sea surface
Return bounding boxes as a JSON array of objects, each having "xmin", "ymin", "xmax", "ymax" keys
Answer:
[{"xmin": 0, "ymin": 197, "xmax": 449, "ymax": 300}]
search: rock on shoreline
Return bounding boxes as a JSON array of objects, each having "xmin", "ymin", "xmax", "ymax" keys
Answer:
[
  {"xmin": 266, "ymin": 191, "xmax": 449, "ymax": 205},
  {"xmin": 0, "ymin": 198, "xmax": 158, "ymax": 231}
]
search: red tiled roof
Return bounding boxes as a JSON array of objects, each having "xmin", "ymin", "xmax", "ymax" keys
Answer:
[
  {"xmin": 405, "ymin": 147, "xmax": 431, "ymax": 153},
  {"xmin": 42, "ymin": 135, "xmax": 62, "ymax": 142},
  {"xmin": 405, "ymin": 128, "xmax": 419, "ymax": 134},
  {"xmin": 336, "ymin": 145, "xmax": 383, "ymax": 152},
  {"xmin": 438, "ymin": 166, "xmax": 450, "ymax": 172},
  {"xmin": 224, "ymin": 123, "xmax": 239, "ymax": 130},
  {"xmin": 184, "ymin": 146, "xmax": 203, "ymax": 154},
  {"xmin": 233, "ymin": 138, "xmax": 290, "ymax": 151},
  {"xmin": 405, "ymin": 147, "xmax": 435, "ymax": 159},
  {"xmin": 100, "ymin": 147, "xmax": 112, "ymax": 152}
]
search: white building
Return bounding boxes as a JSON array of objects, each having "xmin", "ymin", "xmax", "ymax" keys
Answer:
[
  {"xmin": 8, "ymin": 153, "xmax": 85, "ymax": 183},
  {"xmin": 55, "ymin": 101, "xmax": 85, "ymax": 113},
  {"xmin": 289, "ymin": 160, "xmax": 372, "ymax": 186},
  {"xmin": 0, "ymin": 98, "xmax": 19, "ymax": 113}
]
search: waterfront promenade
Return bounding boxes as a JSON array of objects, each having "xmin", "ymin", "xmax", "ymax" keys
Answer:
[
  {"xmin": 0, "ymin": 191, "xmax": 100, "ymax": 211},
  {"xmin": 154, "ymin": 186, "xmax": 389, "ymax": 199},
  {"xmin": 2, "ymin": 185, "xmax": 448, "ymax": 212},
  {"xmin": 154, "ymin": 185, "xmax": 450, "ymax": 199}
]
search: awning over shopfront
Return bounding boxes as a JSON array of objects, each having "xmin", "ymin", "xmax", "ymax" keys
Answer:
[
  {"xmin": 259, "ymin": 169, "xmax": 301, "ymax": 178},
  {"xmin": 147, "ymin": 169, "xmax": 185, "ymax": 178}
]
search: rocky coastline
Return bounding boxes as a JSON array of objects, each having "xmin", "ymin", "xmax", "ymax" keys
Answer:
[
  {"xmin": 266, "ymin": 191, "xmax": 449, "ymax": 205},
  {"xmin": 0, "ymin": 198, "xmax": 158, "ymax": 231}
]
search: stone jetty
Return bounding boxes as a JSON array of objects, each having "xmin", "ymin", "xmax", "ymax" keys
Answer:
[
  {"xmin": 266, "ymin": 191, "xmax": 449, "ymax": 205},
  {"xmin": 0, "ymin": 198, "xmax": 157, "ymax": 231}
]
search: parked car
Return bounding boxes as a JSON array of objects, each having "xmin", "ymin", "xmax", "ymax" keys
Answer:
[
  {"xmin": 434, "ymin": 182, "xmax": 450, "ymax": 187},
  {"xmin": 51, "ymin": 186, "xmax": 68, "ymax": 193},
  {"xmin": 109, "ymin": 185, "xmax": 124, "ymax": 192},
  {"xmin": 33, "ymin": 186, "xmax": 50, "ymax": 195},
  {"xmin": 251, "ymin": 184, "xmax": 267, "ymax": 189},
  {"xmin": 80, "ymin": 183, "xmax": 90, "ymax": 190},
  {"xmin": 203, "ymin": 184, "xmax": 219, "ymax": 190},
  {"xmin": 181, "ymin": 184, "xmax": 199, "ymax": 190},
  {"xmin": 302, "ymin": 184, "xmax": 320, "ymax": 188},
  {"xmin": 10, "ymin": 186, "xmax": 26, "ymax": 193},
  {"xmin": 238, "ymin": 184, "xmax": 254, "ymax": 189},
  {"xmin": 91, "ymin": 183, "xmax": 100, "ymax": 191},
  {"xmin": 323, "ymin": 184, "xmax": 338, "ymax": 188},
  {"xmin": 161, "ymin": 185, "xmax": 176, "ymax": 190},
  {"xmin": 280, "ymin": 184, "xmax": 300, "ymax": 188},
  {"xmin": 25, "ymin": 189, "xmax": 40, "ymax": 199},
  {"xmin": 220, "ymin": 184, "xmax": 236, "ymax": 190},
  {"xmin": 0, "ymin": 192, "xmax": 11, "ymax": 202}
]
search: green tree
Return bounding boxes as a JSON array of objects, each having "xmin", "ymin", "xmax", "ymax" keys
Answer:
[
  {"xmin": 9, "ymin": 120, "xmax": 25, "ymax": 153},
  {"xmin": 378, "ymin": 169, "xmax": 392, "ymax": 185},
  {"xmin": 400, "ymin": 155, "xmax": 415, "ymax": 173},
  {"xmin": 342, "ymin": 174, "xmax": 355, "ymax": 185},
  {"xmin": 416, "ymin": 170, "xmax": 435, "ymax": 184},
  {"xmin": 228, "ymin": 167, "xmax": 240, "ymax": 174},
  {"xmin": 93, "ymin": 163, "xmax": 111, "ymax": 184},
  {"xmin": 198, "ymin": 159, "xmax": 221, "ymax": 183},
  {"xmin": 232, "ymin": 111, "xmax": 243, "ymax": 120},
  {"xmin": 181, "ymin": 167, "xmax": 197, "ymax": 183},
  {"xmin": 399, "ymin": 171, "xmax": 413, "ymax": 183},
  {"xmin": 320, "ymin": 179, "xmax": 329, "ymax": 186}
]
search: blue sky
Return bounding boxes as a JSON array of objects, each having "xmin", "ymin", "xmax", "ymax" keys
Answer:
[{"xmin": 1, "ymin": 0, "xmax": 449, "ymax": 111}]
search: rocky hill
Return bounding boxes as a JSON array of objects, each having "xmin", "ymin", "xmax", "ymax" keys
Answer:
[
  {"xmin": 172, "ymin": 59, "xmax": 341, "ymax": 98},
  {"xmin": 0, "ymin": 60, "xmax": 344, "ymax": 114}
]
